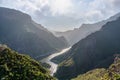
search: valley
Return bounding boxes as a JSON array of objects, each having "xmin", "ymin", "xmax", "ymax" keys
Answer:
[
  {"xmin": 41, "ymin": 47, "xmax": 71, "ymax": 76},
  {"xmin": 0, "ymin": 1, "xmax": 120, "ymax": 80},
  {"xmin": 55, "ymin": 15, "xmax": 120, "ymax": 80},
  {"xmin": 0, "ymin": 7, "xmax": 69, "ymax": 60}
]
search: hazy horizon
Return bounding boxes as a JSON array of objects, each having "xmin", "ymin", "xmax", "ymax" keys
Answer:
[{"xmin": 0, "ymin": 0, "xmax": 120, "ymax": 31}]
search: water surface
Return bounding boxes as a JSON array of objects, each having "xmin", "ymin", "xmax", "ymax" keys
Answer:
[{"xmin": 41, "ymin": 47, "xmax": 71, "ymax": 76}]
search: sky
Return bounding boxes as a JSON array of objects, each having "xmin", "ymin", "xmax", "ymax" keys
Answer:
[{"xmin": 0, "ymin": 0, "xmax": 120, "ymax": 31}]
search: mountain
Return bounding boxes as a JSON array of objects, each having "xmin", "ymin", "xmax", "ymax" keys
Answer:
[
  {"xmin": 0, "ymin": 44, "xmax": 55, "ymax": 80},
  {"xmin": 72, "ymin": 54, "xmax": 120, "ymax": 80},
  {"xmin": 55, "ymin": 16, "xmax": 120, "ymax": 79},
  {"xmin": 0, "ymin": 7, "xmax": 68, "ymax": 59},
  {"xmin": 54, "ymin": 12, "xmax": 120, "ymax": 46}
]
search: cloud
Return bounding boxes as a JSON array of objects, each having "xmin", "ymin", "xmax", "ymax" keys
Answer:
[
  {"xmin": 110, "ymin": 0, "xmax": 120, "ymax": 8},
  {"xmin": 0, "ymin": 0, "xmax": 120, "ymax": 31},
  {"xmin": 48, "ymin": 0, "xmax": 73, "ymax": 16},
  {"xmin": 73, "ymin": 0, "xmax": 120, "ymax": 22}
]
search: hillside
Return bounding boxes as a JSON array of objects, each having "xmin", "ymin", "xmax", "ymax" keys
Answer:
[
  {"xmin": 72, "ymin": 54, "xmax": 120, "ymax": 80},
  {"xmin": 0, "ymin": 44, "xmax": 55, "ymax": 80},
  {"xmin": 0, "ymin": 7, "xmax": 68, "ymax": 59},
  {"xmin": 54, "ymin": 12, "xmax": 120, "ymax": 46},
  {"xmin": 55, "ymin": 17, "xmax": 120, "ymax": 79}
]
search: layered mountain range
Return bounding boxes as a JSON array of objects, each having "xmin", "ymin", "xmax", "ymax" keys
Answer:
[
  {"xmin": 0, "ymin": 7, "xmax": 68, "ymax": 59},
  {"xmin": 1, "ymin": 6, "xmax": 120, "ymax": 80},
  {"xmin": 55, "ymin": 16, "xmax": 120, "ymax": 79},
  {"xmin": 54, "ymin": 13, "xmax": 120, "ymax": 46}
]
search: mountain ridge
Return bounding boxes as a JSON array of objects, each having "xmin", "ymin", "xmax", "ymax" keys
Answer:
[
  {"xmin": 72, "ymin": 54, "xmax": 120, "ymax": 80},
  {"xmin": 55, "ymin": 16, "xmax": 120, "ymax": 79},
  {"xmin": 54, "ymin": 12, "xmax": 120, "ymax": 46},
  {"xmin": 0, "ymin": 7, "xmax": 69, "ymax": 59},
  {"xmin": 0, "ymin": 44, "xmax": 55, "ymax": 80}
]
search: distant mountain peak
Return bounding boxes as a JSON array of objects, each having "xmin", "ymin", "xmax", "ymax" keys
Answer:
[
  {"xmin": 55, "ymin": 16, "xmax": 120, "ymax": 80},
  {"xmin": 54, "ymin": 12, "xmax": 120, "ymax": 46}
]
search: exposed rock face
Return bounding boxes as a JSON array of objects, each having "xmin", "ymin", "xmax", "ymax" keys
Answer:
[{"xmin": 0, "ymin": 44, "xmax": 7, "ymax": 52}]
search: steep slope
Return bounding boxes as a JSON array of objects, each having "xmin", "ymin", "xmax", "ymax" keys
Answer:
[
  {"xmin": 72, "ymin": 54, "xmax": 120, "ymax": 80},
  {"xmin": 0, "ymin": 7, "xmax": 68, "ymax": 59},
  {"xmin": 54, "ymin": 12, "xmax": 120, "ymax": 45},
  {"xmin": 0, "ymin": 45, "xmax": 55, "ymax": 80},
  {"xmin": 55, "ymin": 17, "xmax": 120, "ymax": 79}
]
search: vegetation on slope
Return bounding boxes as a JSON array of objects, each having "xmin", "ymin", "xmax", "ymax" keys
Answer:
[
  {"xmin": 72, "ymin": 55, "xmax": 120, "ymax": 80},
  {"xmin": 55, "ymin": 17, "xmax": 120, "ymax": 79},
  {"xmin": 0, "ymin": 7, "xmax": 69, "ymax": 59},
  {"xmin": 0, "ymin": 45, "xmax": 55, "ymax": 80}
]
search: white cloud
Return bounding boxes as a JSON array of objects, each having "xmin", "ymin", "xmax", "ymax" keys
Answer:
[
  {"xmin": 85, "ymin": 10, "xmax": 104, "ymax": 22},
  {"xmin": 72, "ymin": 0, "xmax": 120, "ymax": 23},
  {"xmin": 48, "ymin": 0, "xmax": 73, "ymax": 16},
  {"xmin": 0, "ymin": 0, "xmax": 120, "ymax": 31},
  {"xmin": 0, "ymin": 0, "xmax": 47, "ymax": 14}
]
